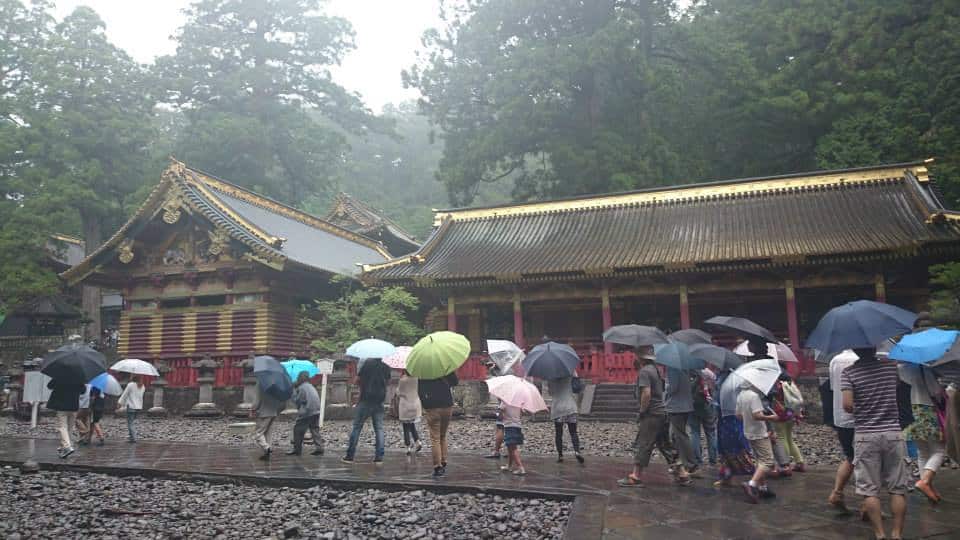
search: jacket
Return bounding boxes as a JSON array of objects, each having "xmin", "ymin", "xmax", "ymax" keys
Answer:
[
  {"xmin": 358, "ymin": 359, "xmax": 391, "ymax": 405},
  {"xmin": 252, "ymin": 387, "xmax": 285, "ymax": 418},
  {"xmin": 293, "ymin": 382, "xmax": 322, "ymax": 419},
  {"xmin": 397, "ymin": 374, "xmax": 422, "ymax": 421},
  {"xmin": 46, "ymin": 380, "xmax": 85, "ymax": 412},
  {"xmin": 418, "ymin": 373, "xmax": 458, "ymax": 410}
]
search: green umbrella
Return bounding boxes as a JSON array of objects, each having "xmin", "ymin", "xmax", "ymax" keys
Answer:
[{"xmin": 406, "ymin": 331, "xmax": 471, "ymax": 379}]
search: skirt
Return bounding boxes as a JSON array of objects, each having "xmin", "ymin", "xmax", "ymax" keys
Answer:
[
  {"xmin": 905, "ymin": 404, "xmax": 941, "ymax": 442},
  {"xmin": 717, "ymin": 414, "xmax": 755, "ymax": 477},
  {"xmin": 503, "ymin": 427, "xmax": 524, "ymax": 446}
]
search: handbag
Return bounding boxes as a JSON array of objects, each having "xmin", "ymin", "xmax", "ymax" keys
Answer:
[{"xmin": 571, "ymin": 376, "xmax": 584, "ymax": 394}]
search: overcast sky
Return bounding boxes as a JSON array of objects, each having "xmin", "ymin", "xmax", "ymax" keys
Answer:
[{"xmin": 52, "ymin": 0, "xmax": 443, "ymax": 112}]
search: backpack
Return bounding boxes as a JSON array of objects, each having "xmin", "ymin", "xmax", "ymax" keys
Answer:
[{"xmin": 781, "ymin": 380, "xmax": 804, "ymax": 410}]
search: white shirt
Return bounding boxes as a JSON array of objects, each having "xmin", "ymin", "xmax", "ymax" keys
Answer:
[
  {"xmin": 500, "ymin": 403, "xmax": 522, "ymax": 428},
  {"xmin": 119, "ymin": 382, "xmax": 145, "ymax": 410},
  {"xmin": 78, "ymin": 385, "xmax": 91, "ymax": 409},
  {"xmin": 898, "ymin": 363, "xmax": 941, "ymax": 407},
  {"xmin": 736, "ymin": 389, "xmax": 767, "ymax": 440},
  {"xmin": 829, "ymin": 351, "xmax": 857, "ymax": 428}
]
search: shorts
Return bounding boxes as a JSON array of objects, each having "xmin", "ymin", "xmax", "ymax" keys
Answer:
[
  {"xmin": 91, "ymin": 409, "xmax": 104, "ymax": 423},
  {"xmin": 853, "ymin": 431, "xmax": 909, "ymax": 497},
  {"xmin": 835, "ymin": 427, "xmax": 854, "ymax": 463},
  {"xmin": 503, "ymin": 426, "xmax": 524, "ymax": 447},
  {"xmin": 554, "ymin": 414, "xmax": 578, "ymax": 424},
  {"xmin": 749, "ymin": 438, "xmax": 775, "ymax": 469}
]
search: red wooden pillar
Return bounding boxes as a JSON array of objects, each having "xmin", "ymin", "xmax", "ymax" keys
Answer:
[
  {"xmin": 875, "ymin": 273, "xmax": 886, "ymax": 303},
  {"xmin": 601, "ymin": 287, "xmax": 613, "ymax": 355},
  {"xmin": 679, "ymin": 286, "xmax": 691, "ymax": 330},
  {"xmin": 785, "ymin": 279, "xmax": 803, "ymax": 377},
  {"xmin": 513, "ymin": 297, "xmax": 525, "ymax": 349},
  {"xmin": 447, "ymin": 296, "xmax": 457, "ymax": 332}
]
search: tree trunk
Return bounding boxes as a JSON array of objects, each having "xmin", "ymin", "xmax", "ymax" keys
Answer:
[{"xmin": 81, "ymin": 213, "xmax": 103, "ymax": 342}]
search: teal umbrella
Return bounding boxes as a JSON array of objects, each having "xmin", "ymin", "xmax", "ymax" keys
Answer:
[
  {"xmin": 282, "ymin": 359, "xmax": 319, "ymax": 381},
  {"xmin": 653, "ymin": 342, "xmax": 706, "ymax": 371}
]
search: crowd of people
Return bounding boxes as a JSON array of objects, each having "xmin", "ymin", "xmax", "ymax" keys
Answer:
[{"xmin": 45, "ymin": 375, "xmax": 145, "ymax": 458}]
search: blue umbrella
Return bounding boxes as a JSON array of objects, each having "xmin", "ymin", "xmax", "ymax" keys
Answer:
[
  {"xmin": 805, "ymin": 300, "xmax": 917, "ymax": 355},
  {"xmin": 254, "ymin": 355, "xmax": 293, "ymax": 401},
  {"xmin": 88, "ymin": 372, "xmax": 122, "ymax": 396},
  {"xmin": 653, "ymin": 342, "xmax": 706, "ymax": 371},
  {"xmin": 889, "ymin": 328, "xmax": 960, "ymax": 365},
  {"xmin": 282, "ymin": 359, "xmax": 319, "ymax": 382},
  {"xmin": 346, "ymin": 338, "xmax": 396, "ymax": 359},
  {"xmin": 521, "ymin": 342, "xmax": 581, "ymax": 379},
  {"xmin": 688, "ymin": 343, "xmax": 742, "ymax": 371}
]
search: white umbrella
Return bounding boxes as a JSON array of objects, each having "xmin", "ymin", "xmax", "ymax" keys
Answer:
[
  {"xmin": 383, "ymin": 346, "xmax": 412, "ymax": 370},
  {"xmin": 486, "ymin": 339, "xmax": 524, "ymax": 374},
  {"xmin": 485, "ymin": 375, "xmax": 547, "ymax": 413},
  {"xmin": 110, "ymin": 358, "xmax": 160, "ymax": 376},
  {"xmin": 734, "ymin": 341, "xmax": 799, "ymax": 363},
  {"xmin": 732, "ymin": 358, "xmax": 782, "ymax": 395}
]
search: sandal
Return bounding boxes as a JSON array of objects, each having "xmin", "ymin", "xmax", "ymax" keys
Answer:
[
  {"xmin": 512, "ymin": 468, "xmax": 526, "ymax": 476},
  {"xmin": 617, "ymin": 475, "xmax": 644, "ymax": 488},
  {"xmin": 499, "ymin": 465, "xmax": 512, "ymax": 473},
  {"xmin": 827, "ymin": 490, "xmax": 849, "ymax": 512},
  {"xmin": 915, "ymin": 480, "xmax": 941, "ymax": 503}
]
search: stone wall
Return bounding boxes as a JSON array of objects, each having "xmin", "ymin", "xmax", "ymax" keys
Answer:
[
  {"xmin": 796, "ymin": 377, "xmax": 825, "ymax": 426},
  {"xmin": 453, "ymin": 380, "xmax": 490, "ymax": 416},
  {"xmin": 159, "ymin": 387, "xmax": 244, "ymax": 416}
]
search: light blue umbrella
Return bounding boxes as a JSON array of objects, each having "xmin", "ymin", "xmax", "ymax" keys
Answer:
[
  {"xmin": 282, "ymin": 359, "xmax": 319, "ymax": 381},
  {"xmin": 346, "ymin": 338, "xmax": 396, "ymax": 360},
  {"xmin": 88, "ymin": 372, "xmax": 122, "ymax": 396},
  {"xmin": 805, "ymin": 300, "xmax": 917, "ymax": 355},
  {"xmin": 653, "ymin": 342, "xmax": 706, "ymax": 371},
  {"xmin": 889, "ymin": 328, "xmax": 960, "ymax": 365}
]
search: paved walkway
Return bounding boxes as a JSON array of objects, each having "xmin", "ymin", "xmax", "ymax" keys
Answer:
[{"xmin": 2, "ymin": 436, "xmax": 960, "ymax": 539}]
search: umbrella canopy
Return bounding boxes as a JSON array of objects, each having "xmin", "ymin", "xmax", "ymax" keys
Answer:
[
  {"xmin": 522, "ymin": 342, "xmax": 581, "ymax": 379},
  {"xmin": 486, "ymin": 375, "xmax": 548, "ymax": 413},
  {"xmin": 110, "ymin": 358, "xmax": 160, "ymax": 377},
  {"xmin": 653, "ymin": 342, "xmax": 706, "ymax": 371},
  {"xmin": 346, "ymin": 338, "xmax": 396, "ymax": 360},
  {"xmin": 733, "ymin": 341, "xmax": 799, "ymax": 363},
  {"xmin": 602, "ymin": 325, "xmax": 669, "ymax": 348},
  {"xmin": 282, "ymin": 359, "xmax": 319, "ymax": 381},
  {"xmin": 889, "ymin": 328, "xmax": 960, "ymax": 366},
  {"xmin": 719, "ymin": 372, "xmax": 746, "ymax": 416},
  {"xmin": 88, "ymin": 372, "xmax": 122, "ymax": 396},
  {"xmin": 41, "ymin": 344, "xmax": 106, "ymax": 384},
  {"xmin": 383, "ymin": 346, "xmax": 412, "ymax": 370},
  {"xmin": 688, "ymin": 343, "xmax": 743, "ymax": 371},
  {"xmin": 406, "ymin": 331, "xmax": 471, "ymax": 379},
  {"xmin": 705, "ymin": 316, "xmax": 777, "ymax": 342},
  {"xmin": 668, "ymin": 329, "xmax": 713, "ymax": 346},
  {"xmin": 732, "ymin": 358, "xmax": 782, "ymax": 395},
  {"xmin": 487, "ymin": 339, "xmax": 524, "ymax": 374},
  {"xmin": 805, "ymin": 300, "xmax": 917, "ymax": 356},
  {"xmin": 253, "ymin": 355, "xmax": 293, "ymax": 401}
]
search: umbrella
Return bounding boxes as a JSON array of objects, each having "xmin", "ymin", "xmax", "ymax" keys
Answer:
[
  {"xmin": 719, "ymin": 372, "xmax": 746, "ymax": 416},
  {"xmin": 522, "ymin": 342, "xmax": 581, "ymax": 379},
  {"xmin": 705, "ymin": 316, "xmax": 777, "ymax": 342},
  {"xmin": 406, "ymin": 331, "xmax": 471, "ymax": 379},
  {"xmin": 346, "ymin": 338, "xmax": 396, "ymax": 360},
  {"xmin": 383, "ymin": 346, "xmax": 412, "ymax": 370},
  {"xmin": 652, "ymin": 342, "xmax": 706, "ymax": 371},
  {"xmin": 688, "ymin": 343, "xmax": 743, "ymax": 370},
  {"xmin": 889, "ymin": 328, "xmax": 960, "ymax": 365},
  {"xmin": 88, "ymin": 372, "xmax": 122, "ymax": 396},
  {"xmin": 602, "ymin": 325, "xmax": 669, "ymax": 347},
  {"xmin": 111, "ymin": 358, "xmax": 160, "ymax": 377},
  {"xmin": 668, "ymin": 329, "xmax": 713, "ymax": 345},
  {"xmin": 282, "ymin": 359, "xmax": 319, "ymax": 381},
  {"xmin": 487, "ymin": 339, "xmax": 524, "ymax": 374},
  {"xmin": 41, "ymin": 344, "xmax": 106, "ymax": 384},
  {"xmin": 486, "ymin": 375, "xmax": 548, "ymax": 413},
  {"xmin": 733, "ymin": 341, "xmax": 799, "ymax": 363},
  {"xmin": 253, "ymin": 355, "xmax": 293, "ymax": 401},
  {"xmin": 732, "ymin": 358, "xmax": 781, "ymax": 395},
  {"xmin": 805, "ymin": 300, "xmax": 917, "ymax": 356}
]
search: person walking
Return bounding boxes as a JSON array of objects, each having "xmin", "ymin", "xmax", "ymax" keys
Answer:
[
  {"xmin": 46, "ymin": 379, "xmax": 86, "ymax": 458},
  {"xmin": 483, "ymin": 360, "xmax": 505, "ymax": 459},
  {"xmin": 251, "ymin": 378, "xmax": 285, "ymax": 460},
  {"xmin": 827, "ymin": 350, "xmax": 857, "ymax": 511},
  {"xmin": 770, "ymin": 369, "xmax": 806, "ymax": 473},
  {"xmin": 117, "ymin": 377, "xmax": 145, "ymax": 443},
  {"xmin": 841, "ymin": 348, "xmax": 909, "ymax": 540},
  {"xmin": 343, "ymin": 357, "xmax": 391, "ymax": 464},
  {"xmin": 618, "ymin": 351, "xmax": 685, "ymax": 487},
  {"xmin": 548, "ymin": 375, "xmax": 584, "ymax": 464},
  {"xmin": 288, "ymin": 372, "xmax": 324, "ymax": 456},
  {"xmin": 737, "ymin": 381, "xmax": 780, "ymax": 503},
  {"xmin": 419, "ymin": 372, "xmax": 459, "ymax": 477},
  {"xmin": 397, "ymin": 369, "xmax": 423, "ymax": 455},
  {"xmin": 665, "ymin": 363, "xmax": 698, "ymax": 477},
  {"xmin": 86, "ymin": 387, "xmax": 106, "ymax": 446},
  {"xmin": 900, "ymin": 363, "xmax": 945, "ymax": 503},
  {"xmin": 499, "ymin": 401, "xmax": 527, "ymax": 475},
  {"xmin": 688, "ymin": 368, "xmax": 718, "ymax": 468}
]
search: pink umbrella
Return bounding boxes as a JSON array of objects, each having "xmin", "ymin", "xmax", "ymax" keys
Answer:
[
  {"xmin": 734, "ymin": 341, "xmax": 799, "ymax": 363},
  {"xmin": 485, "ymin": 375, "xmax": 547, "ymax": 413},
  {"xmin": 383, "ymin": 346, "xmax": 412, "ymax": 370}
]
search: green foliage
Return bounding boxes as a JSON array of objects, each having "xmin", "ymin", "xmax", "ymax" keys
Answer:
[
  {"xmin": 929, "ymin": 262, "xmax": 960, "ymax": 326},
  {"xmin": 300, "ymin": 280, "xmax": 423, "ymax": 356}
]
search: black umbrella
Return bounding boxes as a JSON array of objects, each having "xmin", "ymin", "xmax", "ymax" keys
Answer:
[
  {"xmin": 668, "ymin": 329, "xmax": 713, "ymax": 346},
  {"xmin": 253, "ymin": 355, "xmax": 293, "ymax": 401},
  {"xmin": 602, "ymin": 325, "xmax": 669, "ymax": 348},
  {"xmin": 705, "ymin": 316, "xmax": 777, "ymax": 343},
  {"xmin": 522, "ymin": 342, "xmax": 581, "ymax": 379},
  {"xmin": 41, "ymin": 344, "xmax": 106, "ymax": 384}
]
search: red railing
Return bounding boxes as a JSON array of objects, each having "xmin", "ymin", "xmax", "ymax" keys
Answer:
[
  {"xmin": 166, "ymin": 359, "xmax": 197, "ymax": 387},
  {"xmin": 214, "ymin": 357, "xmax": 244, "ymax": 387}
]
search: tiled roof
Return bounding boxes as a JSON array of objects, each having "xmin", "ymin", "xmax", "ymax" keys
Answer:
[
  {"xmin": 326, "ymin": 193, "xmax": 420, "ymax": 255},
  {"xmin": 363, "ymin": 161, "xmax": 960, "ymax": 285}
]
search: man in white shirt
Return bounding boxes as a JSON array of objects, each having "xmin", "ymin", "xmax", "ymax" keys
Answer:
[{"xmin": 828, "ymin": 350, "xmax": 857, "ymax": 510}]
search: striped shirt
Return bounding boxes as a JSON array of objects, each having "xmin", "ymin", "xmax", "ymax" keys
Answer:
[{"xmin": 839, "ymin": 355, "xmax": 900, "ymax": 433}]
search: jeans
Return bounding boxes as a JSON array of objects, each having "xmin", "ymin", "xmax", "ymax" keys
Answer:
[
  {"xmin": 345, "ymin": 401, "xmax": 385, "ymax": 460},
  {"xmin": 126, "ymin": 409, "xmax": 138, "ymax": 441},
  {"xmin": 402, "ymin": 421, "xmax": 420, "ymax": 446},
  {"xmin": 687, "ymin": 408, "xmax": 718, "ymax": 465},
  {"xmin": 424, "ymin": 407, "xmax": 453, "ymax": 468},
  {"xmin": 293, "ymin": 414, "xmax": 324, "ymax": 453}
]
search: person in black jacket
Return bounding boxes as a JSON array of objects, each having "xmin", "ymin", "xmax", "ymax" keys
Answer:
[
  {"xmin": 46, "ymin": 379, "xmax": 86, "ymax": 458},
  {"xmin": 419, "ymin": 372, "xmax": 459, "ymax": 477},
  {"xmin": 342, "ymin": 358, "xmax": 392, "ymax": 464}
]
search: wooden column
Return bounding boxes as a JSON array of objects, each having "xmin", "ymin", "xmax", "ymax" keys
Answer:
[
  {"xmin": 785, "ymin": 279, "xmax": 803, "ymax": 377},
  {"xmin": 601, "ymin": 287, "xmax": 613, "ymax": 354},
  {"xmin": 679, "ymin": 286, "xmax": 691, "ymax": 330},
  {"xmin": 875, "ymin": 273, "xmax": 886, "ymax": 303},
  {"xmin": 447, "ymin": 296, "xmax": 457, "ymax": 331},
  {"xmin": 513, "ymin": 297, "xmax": 525, "ymax": 349}
]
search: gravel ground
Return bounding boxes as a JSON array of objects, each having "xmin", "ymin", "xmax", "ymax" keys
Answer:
[
  {"xmin": 0, "ymin": 468, "xmax": 571, "ymax": 540},
  {"xmin": 0, "ymin": 414, "xmax": 845, "ymax": 465}
]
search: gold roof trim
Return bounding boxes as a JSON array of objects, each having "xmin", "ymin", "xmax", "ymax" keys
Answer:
[
  {"xmin": 180, "ymin": 174, "xmax": 285, "ymax": 249},
  {"xmin": 50, "ymin": 233, "xmax": 84, "ymax": 246}
]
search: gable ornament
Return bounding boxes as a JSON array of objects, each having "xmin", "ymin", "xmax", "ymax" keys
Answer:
[
  {"xmin": 117, "ymin": 238, "xmax": 135, "ymax": 264},
  {"xmin": 161, "ymin": 192, "xmax": 184, "ymax": 224}
]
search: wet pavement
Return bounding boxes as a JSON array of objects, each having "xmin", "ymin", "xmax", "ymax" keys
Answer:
[{"xmin": 2, "ymin": 436, "xmax": 959, "ymax": 539}]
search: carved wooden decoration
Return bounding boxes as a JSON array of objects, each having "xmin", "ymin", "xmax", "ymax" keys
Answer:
[
  {"xmin": 161, "ymin": 191, "xmax": 184, "ymax": 224},
  {"xmin": 117, "ymin": 239, "xmax": 135, "ymax": 264}
]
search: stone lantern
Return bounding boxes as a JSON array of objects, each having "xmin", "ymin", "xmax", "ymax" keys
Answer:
[
  {"xmin": 233, "ymin": 354, "xmax": 257, "ymax": 417},
  {"xmin": 147, "ymin": 361, "xmax": 171, "ymax": 416},
  {"xmin": 185, "ymin": 355, "xmax": 222, "ymax": 417}
]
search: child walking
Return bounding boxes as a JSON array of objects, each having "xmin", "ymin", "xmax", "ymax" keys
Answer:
[
  {"xmin": 737, "ymin": 383, "xmax": 780, "ymax": 503},
  {"xmin": 499, "ymin": 402, "xmax": 526, "ymax": 476},
  {"xmin": 87, "ymin": 387, "xmax": 106, "ymax": 445},
  {"xmin": 397, "ymin": 370, "xmax": 423, "ymax": 455}
]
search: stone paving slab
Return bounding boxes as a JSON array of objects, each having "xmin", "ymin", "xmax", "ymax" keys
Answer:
[{"xmin": 2, "ymin": 436, "xmax": 960, "ymax": 539}]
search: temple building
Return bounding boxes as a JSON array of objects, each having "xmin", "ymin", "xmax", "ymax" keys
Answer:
[
  {"xmin": 363, "ymin": 160, "xmax": 960, "ymax": 377},
  {"xmin": 325, "ymin": 192, "xmax": 420, "ymax": 255}
]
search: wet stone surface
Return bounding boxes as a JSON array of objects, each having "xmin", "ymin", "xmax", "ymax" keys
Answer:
[{"xmin": 0, "ymin": 468, "xmax": 571, "ymax": 540}]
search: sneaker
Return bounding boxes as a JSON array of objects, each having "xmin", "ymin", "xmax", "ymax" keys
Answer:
[
  {"xmin": 406, "ymin": 446, "xmax": 412, "ymax": 456},
  {"xmin": 500, "ymin": 465, "xmax": 512, "ymax": 473},
  {"xmin": 742, "ymin": 482, "xmax": 759, "ymax": 504},
  {"xmin": 373, "ymin": 458, "xmax": 384, "ymax": 466},
  {"xmin": 512, "ymin": 468, "xmax": 526, "ymax": 476},
  {"xmin": 759, "ymin": 487, "xmax": 776, "ymax": 499},
  {"xmin": 285, "ymin": 450, "xmax": 301, "ymax": 456},
  {"xmin": 60, "ymin": 447, "xmax": 75, "ymax": 459},
  {"xmin": 557, "ymin": 455, "xmax": 564, "ymax": 463},
  {"xmin": 258, "ymin": 448, "xmax": 272, "ymax": 461},
  {"xmin": 575, "ymin": 452, "xmax": 585, "ymax": 464},
  {"xmin": 432, "ymin": 466, "xmax": 444, "ymax": 477},
  {"xmin": 415, "ymin": 441, "xmax": 423, "ymax": 453},
  {"xmin": 341, "ymin": 456, "xmax": 354, "ymax": 464},
  {"xmin": 311, "ymin": 448, "xmax": 324, "ymax": 456}
]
